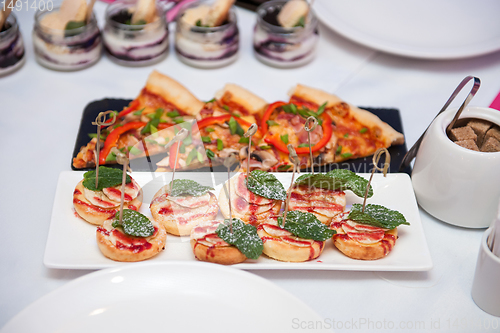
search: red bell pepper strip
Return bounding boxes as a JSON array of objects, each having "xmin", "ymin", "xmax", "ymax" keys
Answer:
[
  {"xmin": 102, "ymin": 100, "xmax": 140, "ymax": 127},
  {"xmin": 99, "ymin": 121, "xmax": 146, "ymax": 165},
  {"xmin": 261, "ymin": 101, "xmax": 287, "ymax": 133},
  {"xmin": 194, "ymin": 114, "xmax": 260, "ymax": 137},
  {"xmin": 264, "ymin": 113, "xmax": 333, "ymax": 155},
  {"xmin": 169, "ymin": 142, "xmax": 181, "ymax": 169}
]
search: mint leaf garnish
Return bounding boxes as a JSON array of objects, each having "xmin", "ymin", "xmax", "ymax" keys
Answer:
[
  {"xmin": 216, "ymin": 219, "xmax": 263, "ymax": 259},
  {"xmin": 112, "ymin": 210, "xmax": 154, "ymax": 237},
  {"xmin": 277, "ymin": 211, "xmax": 335, "ymax": 241},
  {"xmin": 82, "ymin": 166, "xmax": 131, "ymax": 191},
  {"xmin": 168, "ymin": 179, "xmax": 213, "ymax": 197},
  {"xmin": 294, "ymin": 170, "xmax": 372, "ymax": 198},
  {"xmin": 348, "ymin": 204, "xmax": 409, "ymax": 230},
  {"xmin": 327, "ymin": 169, "xmax": 372, "ymax": 198},
  {"xmin": 65, "ymin": 20, "xmax": 85, "ymax": 30},
  {"xmin": 245, "ymin": 170, "xmax": 286, "ymax": 201}
]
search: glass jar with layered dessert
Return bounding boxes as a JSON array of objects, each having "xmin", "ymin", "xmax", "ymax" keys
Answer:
[
  {"xmin": 0, "ymin": 13, "xmax": 25, "ymax": 76},
  {"xmin": 253, "ymin": 0, "xmax": 319, "ymax": 68},
  {"xmin": 103, "ymin": 0, "xmax": 169, "ymax": 66},
  {"xmin": 175, "ymin": 0, "xmax": 239, "ymax": 68},
  {"xmin": 32, "ymin": 2, "xmax": 102, "ymax": 71}
]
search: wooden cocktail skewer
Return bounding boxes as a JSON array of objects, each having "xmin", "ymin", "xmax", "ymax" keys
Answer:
[
  {"xmin": 362, "ymin": 148, "xmax": 390, "ymax": 212},
  {"xmin": 92, "ymin": 111, "xmax": 116, "ymax": 188},
  {"xmin": 304, "ymin": 116, "xmax": 317, "ymax": 174},
  {"xmin": 281, "ymin": 144, "xmax": 300, "ymax": 227},
  {"xmin": 110, "ymin": 147, "xmax": 131, "ymax": 224},
  {"xmin": 165, "ymin": 128, "xmax": 189, "ymax": 194},
  {"xmin": 0, "ymin": 0, "xmax": 18, "ymax": 30},
  {"xmin": 223, "ymin": 154, "xmax": 239, "ymax": 233},
  {"xmin": 243, "ymin": 123, "xmax": 258, "ymax": 178},
  {"xmin": 86, "ymin": 0, "xmax": 97, "ymax": 24}
]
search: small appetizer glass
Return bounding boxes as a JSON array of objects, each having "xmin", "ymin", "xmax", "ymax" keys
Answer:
[
  {"xmin": 103, "ymin": 0, "xmax": 169, "ymax": 66},
  {"xmin": 32, "ymin": 7, "xmax": 102, "ymax": 71},
  {"xmin": 253, "ymin": 0, "xmax": 319, "ymax": 68},
  {"xmin": 0, "ymin": 13, "xmax": 25, "ymax": 76},
  {"xmin": 175, "ymin": 1, "xmax": 239, "ymax": 69}
]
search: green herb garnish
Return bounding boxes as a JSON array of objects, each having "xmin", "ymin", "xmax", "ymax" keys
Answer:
[
  {"xmin": 205, "ymin": 127, "xmax": 215, "ymax": 133},
  {"xmin": 259, "ymin": 145, "xmax": 272, "ymax": 150},
  {"xmin": 185, "ymin": 148, "xmax": 198, "ymax": 165},
  {"xmin": 64, "ymin": 21, "xmax": 85, "ymax": 36},
  {"xmin": 336, "ymin": 145, "xmax": 342, "ymax": 155},
  {"xmin": 294, "ymin": 169, "xmax": 372, "ymax": 198},
  {"xmin": 223, "ymin": 105, "xmax": 230, "ymax": 111},
  {"xmin": 168, "ymin": 179, "xmax": 213, "ymax": 197},
  {"xmin": 112, "ymin": 210, "xmax": 154, "ymax": 237},
  {"xmin": 294, "ymin": 16, "xmax": 305, "ymax": 28},
  {"xmin": 82, "ymin": 166, "xmax": 131, "ymax": 191},
  {"xmin": 359, "ymin": 127, "xmax": 368, "ymax": 134},
  {"xmin": 133, "ymin": 108, "xmax": 145, "ymax": 116},
  {"xmin": 167, "ymin": 110, "xmax": 180, "ymax": 118},
  {"xmin": 201, "ymin": 136, "xmax": 212, "ymax": 143},
  {"xmin": 277, "ymin": 164, "xmax": 292, "ymax": 171},
  {"xmin": 245, "ymin": 170, "xmax": 286, "ymax": 200},
  {"xmin": 216, "ymin": 218, "xmax": 263, "ymax": 259},
  {"xmin": 217, "ymin": 138, "xmax": 224, "ymax": 151},
  {"xmin": 206, "ymin": 149, "xmax": 215, "ymax": 159},
  {"xmin": 277, "ymin": 211, "xmax": 335, "ymax": 241},
  {"xmin": 348, "ymin": 204, "xmax": 409, "ymax": 230},
  {"xmin": 239, "ymin": 137, "xmax": 250, "ymax": 144},
  {"xmin": 266, "ymin": 120, "xmax": 279, "ymax": 127},
  {"xmin": 298, "ymin": 143, "xmax": 309, "ymax": 148},
  {"xmin": 228, "ymin": 117, "xmax": 244, "ymax": 136},
  {"xmin": 280, "ymin": 134, "xmax": 289, "ymax": 144},
  {"xmin": 341, "ymin": 152, "xmax": 353, "ymax": 158}
]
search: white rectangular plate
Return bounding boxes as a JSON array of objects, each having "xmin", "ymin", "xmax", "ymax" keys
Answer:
[{"xmin": 44, "ymin": 171, "xmax": 432, "ymax": 271}]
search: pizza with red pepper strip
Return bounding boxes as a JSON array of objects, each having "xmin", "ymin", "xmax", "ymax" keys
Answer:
[
  {"xmin": 73, "ymin": 71, "xmax": 404, "ymax": 172},
  {"xmin": 259, "ymin": 84, "xmax": 404, "ymax": 171}
]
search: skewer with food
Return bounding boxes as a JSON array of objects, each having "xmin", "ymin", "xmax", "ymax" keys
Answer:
[
  {"xmin": 96, "ymin": 148, "xmax": 166, "ymax": 262},
  {"xmin": 257, "ymin": 145, "xmax": 335, "ymax": 262},
  {"xmin": 330, "ymin": 149, "xmax": 410, "ymax": 260}
]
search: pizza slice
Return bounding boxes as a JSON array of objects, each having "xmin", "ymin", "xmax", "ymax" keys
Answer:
[
  {"xmin": 155, "ymin": 84, "xmax": 270, "ymax": 171},
  {"xmin": 258, "ymin": 84, "xmax": 405, "ymax": 171},
  {"xmin": 72, "ymin": 71, "xmax": 204, "ymax": 169}
]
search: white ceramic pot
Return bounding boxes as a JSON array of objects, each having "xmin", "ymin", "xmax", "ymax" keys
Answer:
[{"xmin": 412, "ymin": 106, "xmax": 500, "ymax": 228}]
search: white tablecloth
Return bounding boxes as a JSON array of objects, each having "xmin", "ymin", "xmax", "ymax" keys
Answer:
[{"xmin": 1, "ymin": 2, "xmax": 500, "ymax": 332}]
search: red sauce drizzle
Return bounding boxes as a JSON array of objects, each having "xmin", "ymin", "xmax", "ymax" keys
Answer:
[
  {"xmin": 106, "ymin": 188, "xmax": 132, "ymax": 202},
  {"xmin": 74, "ymin": 189, "xmax": 82, "ymax": 195},
  {"xmin": 111, "ymin": 229, "xmax": 154, "ymax": 254},
  {"xmin": 97, "ymin": 226, "xmax": 110, "ymax": 236},
  {"xmin": 73, "ymin": 199, "xmax": 117, "ymax": 216}
]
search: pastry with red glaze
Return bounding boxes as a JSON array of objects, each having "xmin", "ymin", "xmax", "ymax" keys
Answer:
[
  {"xmin": 96, "ymin": 209, "xmax": 166, "ymax": 262},
  {"xmin": 257, "ymin": 211, "xmax": 334, "ymax": 262},
  {"xmin": 73, "ymin": 167, "xmax": 143, "ymax": 225},
  {"xmin": 150, "ymin": 179, "xmax": 218, "ymax": 236},
  {"xmin": 190, "ymin": 219, "xmax": 263, "ymax": 265},
  {"xmin": 290, "ymin": 169, "xmax": 372, "ymax": 225},
  {"xmin": 218, "ymin": 171, "xmax": 285, "ymax": 225},
  {"xmin": 330, "ymin": 204, "xmax": 409, "ymax": 260}
]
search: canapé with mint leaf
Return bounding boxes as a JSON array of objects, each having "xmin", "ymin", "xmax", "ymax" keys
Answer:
[
  {"xmin": 190, "ymin": 218, "xmax": 264, "ymax": 265},
  {"xmin": 150, "ymin": 179, "xmax": 218, "ymax": 236},
  {"xmin": 257, "ymin": 211, "xmax": 335, "ymax": 262},
  {"xmin": 97, "ymin": 209, "xmax": 167, "ymax": 262},
  {"xmin": 289, "ymin": 169, "xmax": 373, "ymax": 225},
  {"xmin": 330, "ymin": 204, "xmax": 410, "ymax": 260},
  {"xmin": 218, "ymin": 170, "xmax": 286, "ymax": 225},
  {"xmin": 73, "ymin": 166, "xmax": 143, "ymax": 225}
]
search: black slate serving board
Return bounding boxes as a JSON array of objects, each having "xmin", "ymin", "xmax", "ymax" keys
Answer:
[{"xmin": 71, "ymin": 98, "xmax": 410, "ymax": 174}]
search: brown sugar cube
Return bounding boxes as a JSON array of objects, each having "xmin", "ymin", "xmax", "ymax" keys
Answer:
[
  {"xmin": 449, "ymin": 126, "xmax": 477, "ymax": 142},
  {"xmin": 484, "ymin": 126, "xmax": 500, "ymax": 143},
  {"xmin": 467, "ymin": 119, "xmax": 492, "ymax": 146},
  {"xmin": 480, "ymin": 136, "xmax": 500, "ymax": 152},
  {"xmin": 455, "ymin": 139, "xmax": 479, "ymax": 151}
]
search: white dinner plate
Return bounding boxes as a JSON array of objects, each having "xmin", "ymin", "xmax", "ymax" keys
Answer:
[
  {"xmin": 44, "ymin": 171, "xmax": 432, "ymax": 271},
  {"xmin": 1, "ymin": 261, "xmax": 326, "ymax": 333},
  {"xmin": 314, "ymin": 0, "xmax": 500, "ymax": 59}
]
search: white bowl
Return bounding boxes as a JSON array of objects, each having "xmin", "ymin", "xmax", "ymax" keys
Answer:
[{"xmin": 412, "ymin": 106, "xmax": 500, "ymax": 228}]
